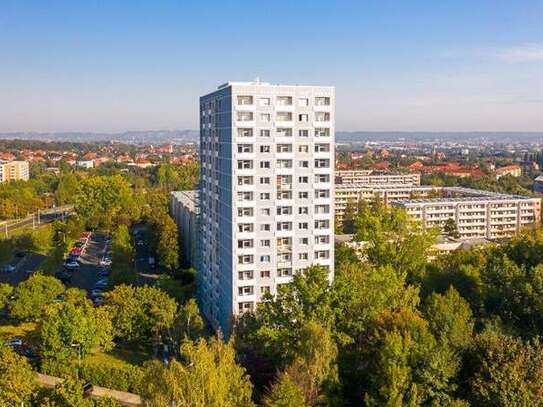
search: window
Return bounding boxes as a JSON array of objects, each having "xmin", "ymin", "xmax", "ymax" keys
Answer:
[
  {"xmin": 315, "ymin": 159, "xmax": 330, "ymax": 168},
  {"xmin": 277, "ymin": 206, "xmax": 292, "ymax": 215},
  {"xmin": 298, "ymin": 113, "xmax": 309, "ymax": 122},
  {"xmin": 277, "ymin": 128, "xmax": 292, "ymax": 137},
  {"xmin": 315, "ymin": 144, "xmax": 330, "ymax": 152},
  {"xmin": 298, "ymin": 176, "xmax": 309, "ymax": 184},
  {"xmin": 260, "ymin": 239, "xmax": 271, "ymax": 247},
  {"xmin": 260, "ymin": 129, "xmax": 271, "ymax": 137},
  {"xmin": 299, "ymin": 237, "xmax": 309, "ymax": 245},
  {"xmin": 238, "ymin": 239, "xmax": 253, "ymax": 249},
  {"xmin": 299, "ymin": 253, "xmax": 308, "ymax": 260},
  {"xmin": 278, "ymin": 268, "xmax": 292, "ymax": 277},
  {"xmin": 238, "ymin": 286, "xmax": 254, "ymax": 296},
  {"xmin": 260, "ymin": 161, "xmax": 271, "ymax": 169},
  {"xmin": 276, "ymin": 159, "xmax": 293, "ymax": 169},
  {"xmin": 260, "ymin": 145, "xmax": 271, "ymax": 153},
  {"xmin": 260, "ymin": 177, "xmax": 270, "ymax": 185},
  {"xmin": 238, "ymin": 191, "xmax": 253, "ymax": 201},
  {"xmin": 299, "ymin": 206, "xmax": 309, "ymax": 215},
  {"xmin": 315, "ymin": 204, "xmax": 330, "ymax": 214},
  {"xmin": 299, "ymin": 192, "xmax": 309, "ymax": 199},
  {"xmin": 277, "ymin": 253, "xmax": 291, "ymax": 262},
  {"xmin": 261, "ymin": 208, "xmax": 271, "ymax": 216},
  {"xmin": 260, "ymin": 255, "xmax": 271, "ymax": 263},
  {"xmin": 237, "ymin": 176, "xmax": 253, "ymax": 185},
  {"xmin": 315, "ymin": 220, "xmax": 330, "ymax": 229},
  {"xmin": 237, "ymin": 112, "xmax": 253, "ymax": 121},
  {"xmin": 277, "ymin": 112, "xmax": 292, "ymax": 121},
  {"xmin": 277, "ymin": 96, "xmax": 292, "ymax": 106},
  {"xmin": 238, "ymin": 302, "xmax": 254, "ymax": 312},
  {"xmin": 298, "ymin": 129, "xmax": 309, "ymax": 137},
  {"xmin": 315, "ymin": 128, "xmax": 330, "ymax": 137},
  {"xmin": 237, "ymin": 160, "xmax": 253, "ymax": 169},
  {"xmin": 260, "ymin": 113, "xmax": 271, "ymax": 122},
  {"xmin": 298, "ymin": 98, "xmax": 309, "ymax": 106},
  {"xmin": 315, "ymin": 250, "xmax": 330, "ymax": 259},
  {"xmin": 238, "ymin": 208, "xmax": 254, "ymax": 217},
  {"xmin": 237, "ymin": 144, "xmax": 253, "ymax": 153},
  {"xmin": 315, "ymin": 96, "xmax": 330, "ymax": 106},
  {"xmin": 277, "ymin": 222, "xmax": 292, "ymax": 231},
  {"xmin": 238, "ymin": 223, "xmax": 254, "ymax": 232},
  {"xmin": 238, "ymin": 270, "xmax": 254, "ymax": 280},
  {"xmin": 259, "ymin": 97, "xmax": 271, "ymax": 106},
  {"xmin": 278, "ymin": 191, "xmax": 292, "ymax": 200},
  {"xmin": 237, "ymin": 95, "xmax": 253, "ymax": 105},
  {"xmin": 316, "ymin": 189, "xmax": 329, "ymax": 198},
  {"xmin": 261, "ymin": 224, "xmax": 271, "ymax": 232},
  {"xmin": 315, "ymin": 235, "xmax": 330, "ymax": 244},
  {"xmin": 298, "ymin": 145, "xmax": 309, "ymax": 153},
  {"xmin": 238, "ymin": 128, "xmax": 253, "ymax": 137},
  {"xmin": 261, "ymin": 286, "xmax": 271, "ymax": 294},
  {"xmin": 299, "ymin": 160, "xmax": 309, "ymax": 168},
  {"xmin": 238, "ymin": 255, "xmax": 254, "ymax": 264},
  {"xmin": 260, "ymin": 193, "xmax": 271, "ymax": 200},
  {"xmin": 277, "ymin": 144, "xmax": 292, "ymax": 153},
  {"xmin": 260, "ymin": 270, "xmax": 271, "ymax": 278},
  {"xmin": 298, "ymin": 222, "xmax": 308, "ymax": 230},
  {"xmin": 315, "ymin": 174, "xmax": 330, "ymax": 183}
]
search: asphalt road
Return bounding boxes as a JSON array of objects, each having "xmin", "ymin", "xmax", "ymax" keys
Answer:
[
  {"xmin": 0, "ymin": 253, "xmax": 47, "ymax": 285},
  {"xmin": 69, "ymin": 232, "xmax": 110, "ymax": 293}
]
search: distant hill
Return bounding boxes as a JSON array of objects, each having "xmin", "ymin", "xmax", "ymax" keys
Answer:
[
  {"xmin": 1, "ymin": 130, "xmax": 543, "ymax": 145},
  {"xmin": 0, "ymin": 130, "xmax": 199, "ymax": 144}
]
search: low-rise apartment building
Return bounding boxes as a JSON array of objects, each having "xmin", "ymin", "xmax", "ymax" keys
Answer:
[
  {"xmin": 393, "ymin": 187, "xmax": 541, "ymax": 239},
  {"xmin": 170, "ymin": 190, "xmax": 200, "ymax": 268},
  {"xmin": 0, "ymin": 160, "xmax": 29, "ymax": 182},
  {"xmin": 335, "ymin": 184, "xmax": 440, "ymax": 222},
  {"xmin": 335, "ymin": 170, "xmax": 420, "ymax": 186}
]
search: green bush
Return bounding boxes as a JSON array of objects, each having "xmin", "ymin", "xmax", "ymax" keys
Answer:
[{"xmin": 79, "ymin": 361, "xmax": 144, "ymax": 393}]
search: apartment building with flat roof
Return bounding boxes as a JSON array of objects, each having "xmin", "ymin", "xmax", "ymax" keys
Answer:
[
  {"xmin": 335, "ymin": 170, "xmax": 420, "ymax": 186},
  {"xmin": 199, "ymin": 81, "xmax": 335, "ymax": 334},
  {"xmin": 393, "ymin": 187, "xmax": 541, "ymax": 239},
  {"xmin": 170, "ymin": 190, "xmax": 200, "ymax": 268},
  {"xmin": 0, "ymin": 160, "xmax": 29, "ymax": 183}
]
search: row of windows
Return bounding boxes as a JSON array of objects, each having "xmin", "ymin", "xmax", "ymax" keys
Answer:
[
  {"xmin": 237, "ymin": 250, "xmax": 331, "ymax": 266},
  {"xmin": 237, "ymin": 174, "xmax": 330, "ymax": 186},
  {"xmin": 237, "ymin": 111, "xmax": 330, "ymax": 122},
  {"xmin": 237, "ymin": 190, "xmax": 330, "ymax": 201},
  {"xmin": 234, "ymin": 95, "xmax": 331, "ymax": 107},
  {"xmin": 237, "ymin": 128, "xmax": 330, "ymax": 138},
  {"xmin": 237, "ymin": 159, "xmax": 330, "ymax": 170},
  {"xmin": 236, "ymin": 143, "xmax": 330, "ymax": 154},
  {"xmin": 236, "ymin": 220, "xmax": 330, "ymax": 235},
  {"xmin": 237, "ymin": 235, "xmax": 330, "ymax": 248}
]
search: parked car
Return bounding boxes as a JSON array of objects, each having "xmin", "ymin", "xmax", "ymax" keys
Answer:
[
  {"xmin": 1, "ymin": 265, "xmax": 16, "ymax": 273},
  {"xmin": 64, "ymin": 261, "xmax": 80, "ymax": 269},
  {"xmin": 70, "ymin": 247, "xmax": 82, "ymax": 255},
  {"xmin": 100, "ymin": 259, "xmax": 112, "ymax": 267},
  {"xmin": 94, "ymin": 279, "xmax": 109, "ymax": 288},
  {"xmin": 5, "ymin": 338, "xmax": 23, "ymax": 347},
  {"xmin": 90, "ymin": 288, "xmax": 103, "ymax": 298},
  {"xmin": 93, "ymin": 296, "xmax": 105, "ymax": 306}
]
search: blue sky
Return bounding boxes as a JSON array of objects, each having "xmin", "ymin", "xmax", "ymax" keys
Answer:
[{"xmin": 1, "ymin": 0, "xmax": 542, "ymax": 132}]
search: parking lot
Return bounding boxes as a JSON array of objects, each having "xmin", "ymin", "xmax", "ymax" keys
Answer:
[
  {"xmin": 68, "ymin": 232, "xmax": 110, "ymax": 295},
  {"xmin": 0, "ymin": 252, "xmax": 47, "ymax": 286}
]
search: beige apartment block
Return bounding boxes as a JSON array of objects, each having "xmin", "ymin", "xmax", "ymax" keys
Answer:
[{"xmin": 0, "ymin": 161, "xmax": 30, "ymax": 182}]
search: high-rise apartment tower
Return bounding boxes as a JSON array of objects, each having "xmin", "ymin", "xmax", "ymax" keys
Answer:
[{"xmin": 199, "ymin": 81, "xmax": 335, "ymax": 334}]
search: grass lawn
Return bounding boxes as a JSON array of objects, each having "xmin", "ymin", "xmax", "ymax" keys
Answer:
[{"xmin": 88, "ymin": 345, "xmax": 152, "ymax": 367}]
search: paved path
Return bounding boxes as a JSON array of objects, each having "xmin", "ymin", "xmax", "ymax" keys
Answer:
[{"xmin": 69, "ymin": 233, "xmax": 109, "ymax": 293}]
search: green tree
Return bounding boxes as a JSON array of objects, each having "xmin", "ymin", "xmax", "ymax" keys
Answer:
[
  {"xmin": 141, "ymin": 337, "xmax": 254, "ymax": 407},
  {"xmin": 424, "ymin": 287, "xmax": 474, "ymax": 350},
  {"xmin": 9, "ymin": 273, "xmax": 65, "ymax": 321},
  {"xmin": 263, "ymin": 372, "xmax": 306, "ymax": 407},
  {"xmin": 105, "ymin": 285, "xmax": 177, "ymax": 343},
  {"xmin": 157, "ymin": 214, "xmax": 179, "ymax": 272},
  {"xmin": 0, "ymin": 344, "xmax": 37, "ymax": 406},
  {"xmin": 443, "ymin": 217, "xmax": 460, "ymax": 239},
  {"xmin": 464, "ymin": 331, "xmax": 543, "ymax": 406},
  {"xmin": 176, "ymin": 298, "xmax": 205, "ymax": 340},
  {"xmin": 56, "ymin": 173, "xmax": 79, "ymax": 205},
  {"xmin": 39, "ymin": 298, "xmax": 113, "ymax": 362},
  {"xmin": 110, "ymin": 224, "xmax": 136, "ymax": 285},
  {"xmin": 0, "ymin": 283, "xmax": 13, "ymax": 310},
  {"xmin": 37, "ymin": 377, "xmax": 94, "ymax": 407}
]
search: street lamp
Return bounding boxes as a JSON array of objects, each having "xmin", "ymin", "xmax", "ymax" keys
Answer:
[{"xmin": 71, "ymin": 342, "xmax": 82, "ymax": 379}]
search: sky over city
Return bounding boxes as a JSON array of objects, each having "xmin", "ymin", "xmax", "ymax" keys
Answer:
[{"xmin": 1, "ymin": 0, "xmax": 542, "ymax": 132}]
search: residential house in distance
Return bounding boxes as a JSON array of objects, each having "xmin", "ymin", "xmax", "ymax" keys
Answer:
[
  {"xmin": 495, "ymin": 164, "xmax": 522, "ymax": 179},
  {"xmin": 0, "ymin": 160, "xmax": 30, "ymax": 182}
]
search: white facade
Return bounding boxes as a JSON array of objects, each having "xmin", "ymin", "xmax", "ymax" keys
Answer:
[
  {"xmin": 394, "ymin": 187, "xmax": 541, "ymax": 239},
  {"xmin": 170, "ymin": 191, "xmax": 200, "ymax": 267},
  {"xmin": 199, "ymin": 81, "xmax": 335, "ymax": 334},
  {"xmin": 0, "ymin": 160, "xmax": 29, "ymax": 183}
]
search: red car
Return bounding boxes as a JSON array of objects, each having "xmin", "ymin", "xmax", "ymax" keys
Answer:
[{"xmin": 70, "ymin": 247, "xmax": 82, "ymax": 255}]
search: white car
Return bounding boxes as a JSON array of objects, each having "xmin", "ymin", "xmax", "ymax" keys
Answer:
[
  {"xmin": 100, "ymin": 259, "xmax": 112, "ymax": 267},
  {"xmin": 65, "ymin": 261, "xmax": 80, "ymax": 269},
  {"xmin": 1, "ymin": 265, "xmax": 16, "ymax": 273}
]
